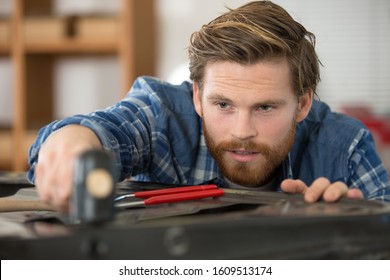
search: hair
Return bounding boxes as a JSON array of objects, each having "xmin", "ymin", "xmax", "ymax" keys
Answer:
[{"xmin": 188, "ymin": 0, "xmax": 321, "ymax": 96}]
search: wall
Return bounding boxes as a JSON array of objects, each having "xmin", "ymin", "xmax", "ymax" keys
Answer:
[
  {"xmin": 0, "ymin": 0, "xmax": 389, "ymax": 125},
  {"xmin": 157, "ymin": 0, "xmax": 390, "ymax": 114}
]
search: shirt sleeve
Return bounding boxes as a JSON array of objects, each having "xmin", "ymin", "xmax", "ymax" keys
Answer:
[
  {"xmin": 347, "ymin": 128, "xmax": 390, "ymax": 202},
  {"xmin": 27, "ymin": 77, "xmax": 161, "ymax": 183}
]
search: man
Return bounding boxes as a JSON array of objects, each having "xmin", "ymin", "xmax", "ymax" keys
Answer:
[{"xmin": 28, "ymin": 1, "xmax": 390, "ymax": 211}]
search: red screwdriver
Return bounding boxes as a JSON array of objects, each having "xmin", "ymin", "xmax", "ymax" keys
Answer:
[
  {"xmin": 114, "ymin": 184, "xmax": 218, "ymax": 201},
  {"xmin": 115, "ymin": 185, "xmax": 224, "ymax": 209}
]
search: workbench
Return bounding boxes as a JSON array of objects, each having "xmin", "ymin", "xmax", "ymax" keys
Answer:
[{"xmin": 1, "ymin": 172, "xmax": 390, "ymax": 259}]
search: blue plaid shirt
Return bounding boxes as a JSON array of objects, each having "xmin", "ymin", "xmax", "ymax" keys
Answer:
[{"xmin": 27, "ymin": 76, "xmax": 390, "ymax": 202}]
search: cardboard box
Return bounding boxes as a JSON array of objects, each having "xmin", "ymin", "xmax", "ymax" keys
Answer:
[
  {"xmin": 24, "ymin": 17, "xmax": 67, "ymax": 42},
  {"xmin": 76, "ymin": 17, "xmax": 118, "ymax": 41}
]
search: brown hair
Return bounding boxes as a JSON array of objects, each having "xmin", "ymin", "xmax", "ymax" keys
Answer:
[{"xmin": 188, "ymin": 0, "xmax": 321, "ymax": 96}]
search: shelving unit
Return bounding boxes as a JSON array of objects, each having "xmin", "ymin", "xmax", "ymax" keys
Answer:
[
  {"xmin": 0, "ymin": 0, "xmax": 155, "ymax": 171},
  {"xmin": 0, "ymin": 17, "xmax": 12, "ymax": 169},
  {"xmin": 0, "ymin": 43, "xmax": 9, "ymax": 54}
]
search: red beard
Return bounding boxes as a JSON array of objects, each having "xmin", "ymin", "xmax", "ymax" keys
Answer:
[{"xmin": 203, "ymin": 118, "xmax": 296, "ymax": 187}]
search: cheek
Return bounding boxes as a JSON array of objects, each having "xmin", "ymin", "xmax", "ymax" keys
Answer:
[
  {"xmin": 266, "ymin": 114, "xmax": 296, "ymax": 141},
  {"xmin": 255, "ymin": 113, "xmax": 296, "ymax": 144},
  {"xmin": 201, "ymin": 108, "xmax": 231, "ymax": 141}
]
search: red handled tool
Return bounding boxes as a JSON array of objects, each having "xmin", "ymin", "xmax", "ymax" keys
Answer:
[
  {"xmin": 115, "ymin": 185, "xmax": 223, "ymax": 209},
  {"xmin": 114, "ymin": 184, "xmax": 218, "ymax": 201}
]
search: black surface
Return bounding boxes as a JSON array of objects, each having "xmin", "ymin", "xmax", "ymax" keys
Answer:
[{"xmin": 1, "ymin": 178, "xmax": 390, "ymax": 259}]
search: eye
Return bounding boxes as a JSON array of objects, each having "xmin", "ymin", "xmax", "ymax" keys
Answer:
[
  {"xmin": 217, "ymin": 102, "xmax": 231, "ymax": 110},
  {"xmin": 257, "ymin": 105, "xmax": 273, "ymax": 112}
]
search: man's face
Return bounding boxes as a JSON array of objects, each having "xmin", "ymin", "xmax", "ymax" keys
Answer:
[{"xmin": 193, "ymin": 59, "xmax": 312, "ymax": 187}]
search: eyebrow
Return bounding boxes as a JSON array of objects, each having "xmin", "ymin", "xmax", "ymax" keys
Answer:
[
  {"xmin": 207, "ymin": 93, "xmax": 287, "ymax": 107},
  {"xmin": 207, "ymin": 93, "xmax": 233, "ymax": 102}
]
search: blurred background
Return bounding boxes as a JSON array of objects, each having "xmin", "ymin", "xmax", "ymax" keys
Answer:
[{"xmin": 0, "ymin": 0, "xmax": 389, "ymax": 173}]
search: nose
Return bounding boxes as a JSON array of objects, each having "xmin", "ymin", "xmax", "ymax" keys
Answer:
[{"xmin": 231, "ymin": 111, "xmax": 258, "ymax": 140}]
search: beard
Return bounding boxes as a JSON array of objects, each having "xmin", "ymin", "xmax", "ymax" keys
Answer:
[{"xmin": 203, "ymin": 117, "xmax": 296, "ymax": 187}]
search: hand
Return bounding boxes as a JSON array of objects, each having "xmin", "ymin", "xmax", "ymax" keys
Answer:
[
  {"xmin": 280, "ymin": 177, "xmax": 364, "ymax": 203},
  {"xmin": 35, "ymin": 125, "xmax": 102, "ymax": 212}
]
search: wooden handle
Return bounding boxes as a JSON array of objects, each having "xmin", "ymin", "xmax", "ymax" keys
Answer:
[{"xmin": 0, "ymin": 198, "xmax": 56, "ymax": 212}]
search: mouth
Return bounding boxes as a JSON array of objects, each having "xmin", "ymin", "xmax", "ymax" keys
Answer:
[
  {"xmin": 227, "ymin": 149, "xmax": 260, "ymax": 163},
  {"xmin": 232, "ymin": 150, "xmax": 257, "ymax": 155}
]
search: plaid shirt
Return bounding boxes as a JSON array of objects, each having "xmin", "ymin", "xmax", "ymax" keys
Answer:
[{"xmin": 27, "ymin": 76, "xmax": 390, "ymax": 202}]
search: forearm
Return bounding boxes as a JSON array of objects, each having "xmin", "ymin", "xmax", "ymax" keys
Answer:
[{"xmin": 28, "ymin": 98, "xmax": 157, "ymax": 183}]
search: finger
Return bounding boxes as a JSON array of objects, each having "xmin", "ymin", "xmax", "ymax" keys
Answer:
[
  {"xmin": 45, "ymin": 144, "xmax": 93, "ymax": 212},
  {"xmin": 49, "ymin": 152, "xmax": 74, "ymax": 211},
  {"xmin": 280, "ymin": 179, "xmax": 308, "ymax": 194},
  {"xmin": 37, "ymin": 146, "xmax": 71, "ymax": 212},
  {"xmin": 304, "ymin": 177, "xmax": 331, "ymax": 203},
  {"xmin": 43, "ymin": 156, "xmax": 61, "ymax": 202},
  {"xmin": 35, "ymin": 151, "xmax": 55, "ymax": 204},
  {"xmin": 52, "ymin": 155, "xmax": 74, "ymax": 212},
  {"xmin": 346, "ymin": 188, "xmax": 364, "ymax": 200},
  {"xmin": 322, "ymin": 181, "xmax": 348, "ymax": 202},
  {"xmin": 54, "ymin": 143, "xmax": 96, "ymax": 211},
  {"xmin": 35, "ymin": 161, "xmax": 50, "ymax": 202}
]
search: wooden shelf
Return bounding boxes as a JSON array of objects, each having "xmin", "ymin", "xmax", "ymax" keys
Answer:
[
  {"xmin": 0, "ymin": 19, "xmax": 10, "ymax": 54},
  {"xmin": 0, "ymin": 129, "xmax": 36, "ymax": 170},
  {"xmin": 0, "ymin": 130, "xmax": 12, "ymax": 170},
  {"xmin": 0, "ymin": 44, "xmax": 10, "ymax": 54},
  {"xmin": 25, "ymin": 39, "xmax": 118, "ymax": 54},
  {"xmin": 1, "ymin": 0, "xmax": 156, "ymax": 171}
]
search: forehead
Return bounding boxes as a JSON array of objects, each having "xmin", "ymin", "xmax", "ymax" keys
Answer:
[{"xmin": 202, "ymin": 59, "xmax": 293, "ymax": 98}]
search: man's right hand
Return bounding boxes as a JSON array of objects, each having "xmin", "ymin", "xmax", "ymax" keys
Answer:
[{"xmin": 35, "ymin": 125, "xmax": 102, "ymax": 212}]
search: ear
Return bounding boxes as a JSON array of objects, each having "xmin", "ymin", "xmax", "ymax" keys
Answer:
[
  {"xmin": 295, "ymin": 89, "xmax": 313, "ymax": 122},
  {"xmin": 193, "ymin": 83, "xmax": 203, "ymax": 117}
]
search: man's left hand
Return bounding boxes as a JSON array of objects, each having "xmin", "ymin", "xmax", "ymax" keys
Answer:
[{"xmin": 281, "ymin": 177, "xmax": 364, "ymax": 203}]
